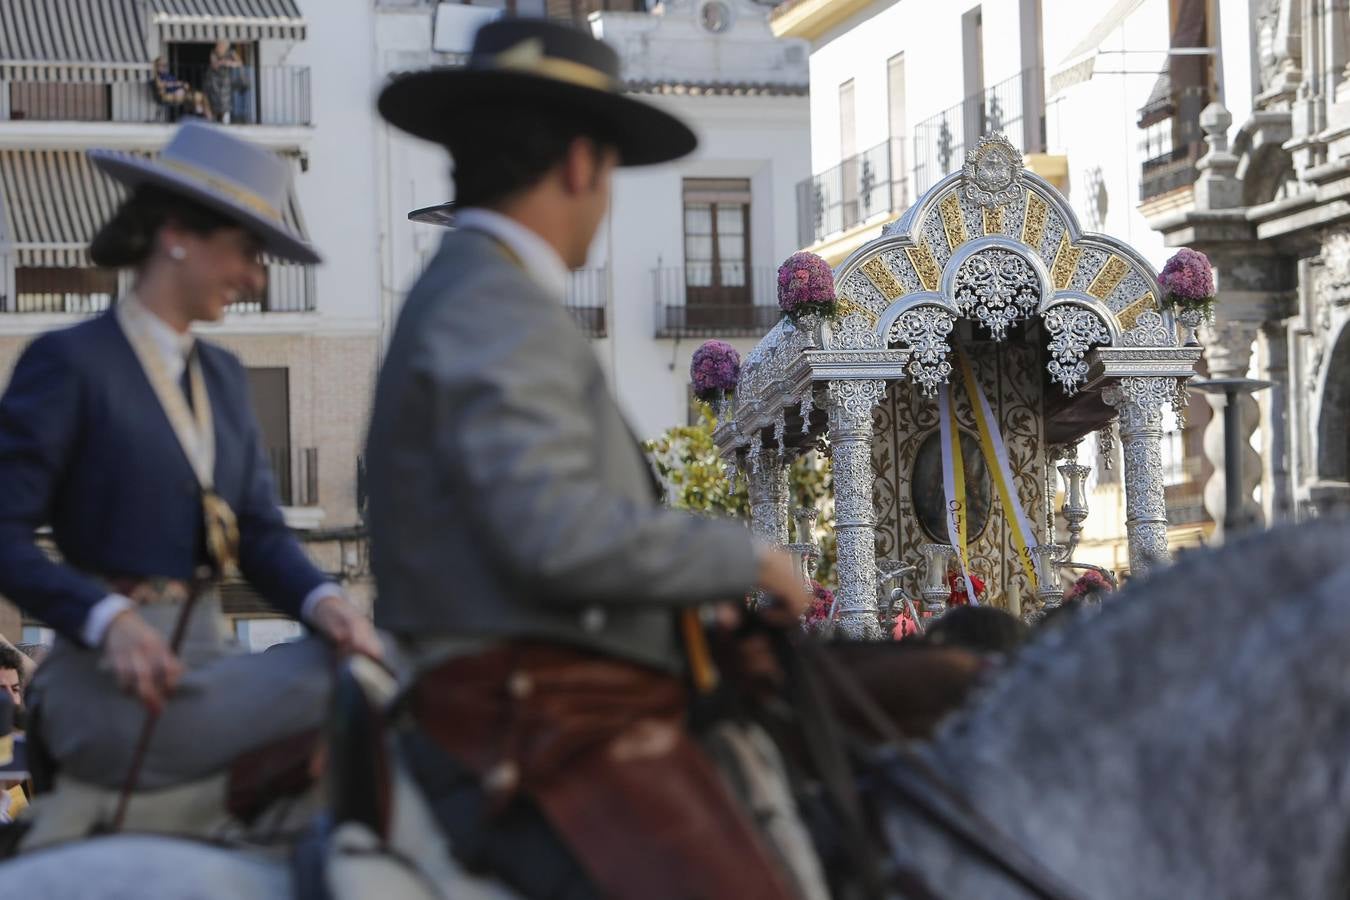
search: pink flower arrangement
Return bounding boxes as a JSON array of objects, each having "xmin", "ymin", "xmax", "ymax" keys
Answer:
[
  {"xmin": 1158, "ymin": 248, "xmax": 1215, "ymax": 316},
  {"xmin": 803, "ymin": 581, "xmax": 835, "ymax": 630},
  {"xmin": 1064, "ymin": 569, "xmax": 1113, "ymax": 603},
  {"xmin": 776, "ymin": 251, "xmax": 838, "ymax": 321},
  {"xmin": 689, "ymin": 340, "xmax": 741, "ymax": 402}
]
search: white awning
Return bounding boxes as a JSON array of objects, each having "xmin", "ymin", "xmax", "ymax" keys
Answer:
[
  {"xmin": 0, "ymin": 0, "xmax": 150, "ymax": 83},
  {"xmin": 147, "ymin": 0, "xmax": 307, "ymax": 43},
  {"xmin": 0, "ymin": 149, "xmax": 311, "ymax": 268}
]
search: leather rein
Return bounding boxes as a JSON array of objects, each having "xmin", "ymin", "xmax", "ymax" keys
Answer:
[{"xmin": 785, "ymin": 639, "xmax": 1084, "ymax": 900}]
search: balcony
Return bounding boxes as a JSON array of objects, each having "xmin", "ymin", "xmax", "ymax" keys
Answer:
[
  {"xmin": 796, "ymin": 138, "xmax": 910, "ymax": 247},
  {"xmin": 228, "ymin": 263, "xmax": 317, "ymax": 314},
  {"xmin": 1137, "ymin": 82, "xmax": 1209, "ymax": 203},
  {"xmin": 653, "ymin": 265, "xmax": 780, "ymax": 339},
  {"xmin": 1, "ymin": 262, "xmax": 315, "ymax": 315},
  {"xmin": 268, "ymin": 446, "xmax": 319, "ymax": 508},
  {"xmin": 2, "ymin": 64, "xmax": 312, "ymax": 126},
  {"xmin": 912, "ymin": 68, "xmax": 1045, "ymax": 195},
  {"xmin": 566, "ymin": 267, "xmax": 608, "ymax": 338}
]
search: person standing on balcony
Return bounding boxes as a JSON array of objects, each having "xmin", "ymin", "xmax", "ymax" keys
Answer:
[
  {"xmin": 205, "ymin": 41, "xmax": 243, "ymax": 124},
  {"xmin": 0, "ymin": 122, "xmax": 379, "ymax": 838},
  {"xmin": 367, "ymin": 19, "xmax": 812, "ymax": 900}
]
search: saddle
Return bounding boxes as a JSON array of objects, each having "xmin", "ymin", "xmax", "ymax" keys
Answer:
[{"xmin": 16, "ymin": 718, "xmax": 323, "ymax": 853}]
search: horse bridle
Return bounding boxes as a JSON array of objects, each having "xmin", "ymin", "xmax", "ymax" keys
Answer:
[{"xmin": 787, "ymin": 639, "xmax": 1085, "ymax": 900}]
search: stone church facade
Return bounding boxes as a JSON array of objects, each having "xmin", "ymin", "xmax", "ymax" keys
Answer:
[{"xmin": 1149, "ymin": 0, "xmax": 1350, "ymax": 531}]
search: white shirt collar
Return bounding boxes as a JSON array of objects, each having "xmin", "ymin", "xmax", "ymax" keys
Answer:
[
  {"xmin": 455, "ymin": 207, "xmax": 570, "ymax": 302},
  {"xmin": 121, "ymin": 295, "xmax": 196, "ymax": 382}
]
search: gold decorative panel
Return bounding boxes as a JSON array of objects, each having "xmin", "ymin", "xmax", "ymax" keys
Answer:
[
  {"xmin": 836, "ymin": 295, "xmax": 879, "ymax": 325},
  {"xmin": 939, "ymin": 193, "xmax": 968, "ymax": 251},
  {"xmin": 1021, "ymin": 191, "xmax": 1048, "ymax": 249},
  {"xmin": 862, "ymin": 258, "xmax": 904, "ymax": 299},
  {"xmin": 906, "ymin": 243, "xmax": 942, "ymax": 291},
  {"xmin": 1051, "ymin": 232, "xmax": 1081, "ymax": 290},
  {"xmin": 983, "ymin": 205, "xmax": 1005, "ymax": 236},
  {"xmin": 1116, "ymin": 292, "xmax": 1157, "ymax": 330},
  {"xmin": 1087, "ymin": 255, "xmax": 1131, "ymax": 300}
]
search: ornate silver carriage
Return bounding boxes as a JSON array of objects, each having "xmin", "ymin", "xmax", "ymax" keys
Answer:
[{"xmin": 716, "ymin": 135, "xmax": 1202, "ymax": 638}]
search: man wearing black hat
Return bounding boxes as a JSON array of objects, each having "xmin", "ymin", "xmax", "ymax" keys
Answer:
[{"xmin": 368, "ymin": 18, "xmax": 810, "ymax": 900}]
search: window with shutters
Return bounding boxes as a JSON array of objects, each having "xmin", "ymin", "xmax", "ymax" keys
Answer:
[
  {"xmin": 245, "ymin": 367, "xmax": 315, "ymax": 507},
  {"xmin": 682, "ymin": 178, "xmax": 751, "ymax": 315}
]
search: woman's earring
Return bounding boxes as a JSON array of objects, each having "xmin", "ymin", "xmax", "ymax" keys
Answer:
[{"xmin": 169, "ymin": 246, "xmax": 187, "ymax": 261}]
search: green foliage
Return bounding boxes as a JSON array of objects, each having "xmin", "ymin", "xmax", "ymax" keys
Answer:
[{"xmin": 645, "ymin": 406, "xmax": 837, "ymax": 587}]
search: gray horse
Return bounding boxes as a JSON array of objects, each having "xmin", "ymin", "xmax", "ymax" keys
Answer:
[
  {"xmin": 883, "ymin": 518, "xmax": 1350, "ymax": 898},
  {"xmin": 4, "ymin": 519, "xmax": 1350, "ymax": 898}
]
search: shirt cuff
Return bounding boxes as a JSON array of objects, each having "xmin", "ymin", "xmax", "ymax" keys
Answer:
[
  {"xmin": 82, "ymin": 594, "xmax": 135, "ymax": 648},
  {"xmin": 301, "ymin": 582, "xmax": 343, "ymax": 625}
]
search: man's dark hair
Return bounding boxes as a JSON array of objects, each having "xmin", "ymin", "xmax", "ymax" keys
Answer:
[
  {"xmin": 0, "ymin": 646, "xmax": 24, "ymax": 684},
  {"xmin": 90, "ymin": 183, "xmax": 239, "ymax": 269},
  {"xmin": 447, "ymin": 105, "xmax": 617, "ymax": 210},
  {"xmin": 924, "ymin": 605, "xmax": 1029, "ymax": 656}
]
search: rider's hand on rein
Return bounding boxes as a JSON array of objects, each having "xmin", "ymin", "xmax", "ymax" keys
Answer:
[
  {"xmin": 308, "ymin": 594, "xmax": 384, "ymax": 661},
  {"xmin": 755, "ymin": 546, "xmax": 812, "ymax": 627},
  {"xmin": 103, "ymin": 609, "xmax": 183, "ymax": 714}
]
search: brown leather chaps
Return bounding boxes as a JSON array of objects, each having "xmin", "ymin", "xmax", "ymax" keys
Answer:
[{"xmin": 409, "ymin": 642, "xmax": 798, "ymax": 900}]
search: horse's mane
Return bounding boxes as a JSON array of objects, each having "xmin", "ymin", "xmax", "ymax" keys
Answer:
[{"xmin": 898, "ymin": 517, "xmax": 1350, "ymax": 899}]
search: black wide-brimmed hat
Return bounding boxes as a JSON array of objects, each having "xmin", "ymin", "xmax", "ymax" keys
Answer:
[
  {"xmin": 378, "ymin": 19, "xmax": 697, "ymax": 166},
  {"xmin": 88, "ymin": 122, "xmax": 320, "ymax": 267}
]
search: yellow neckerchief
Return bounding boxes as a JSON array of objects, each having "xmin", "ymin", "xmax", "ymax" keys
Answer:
[{"xmin": 116, "ymin": 297, "xmax": 239, "ymax": 576}]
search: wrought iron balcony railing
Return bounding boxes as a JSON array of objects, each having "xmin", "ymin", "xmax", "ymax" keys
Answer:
[
  {"xmin": 3, "ymin": 64, "xmax": 312, "ymax": 126},
  {"xmin": 653, "ymin": 265, "xmax": 780, "ymax": 339},
  {"xmin": 1137, "ymin": 82, "xmax": 1209, "ymax": 202},
  {"xmin": 268, "ymin": 446, "xmax": 319, "ymax": 508},
  {"xmin": 795, "ymin": 138, "xmax": 910, "ymax": 247},
  {"xmin": 566, "ymin": 267, "xmax": 608, "ymax": 337},
  {"xmin": 2, "ymin": 262, "xmax": 315, "ymax": 314},
  {"xmin": 911, "ymin": 68, "xmax": 1046, "ymax": 196}
]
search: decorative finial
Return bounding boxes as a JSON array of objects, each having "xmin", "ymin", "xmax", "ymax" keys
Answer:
[{"xmin": 962, "ymin": 133, "xmax": 1024, "ymax": 208}]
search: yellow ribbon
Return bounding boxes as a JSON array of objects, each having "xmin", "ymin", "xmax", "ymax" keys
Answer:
[{"xmin": 955, "ymin": 348, "xmax": 1040, "ymax": 590}]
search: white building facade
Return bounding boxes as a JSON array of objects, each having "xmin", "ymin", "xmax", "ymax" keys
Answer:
[{"xmin": 374, "ymin": 0, "xmax": 811, "ymax": 439}]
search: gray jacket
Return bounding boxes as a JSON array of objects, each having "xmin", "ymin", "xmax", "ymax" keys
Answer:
[{"xmin": 365, "ymin": 229, "xmax": 759, "ymax": 671}]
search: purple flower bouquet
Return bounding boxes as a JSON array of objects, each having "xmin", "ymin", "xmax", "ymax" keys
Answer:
[
  {"xmin": 1158, "ymin": 248, "xmax": 1215, "ymax": 317},
  {"xmin": 1158, "ymin": 248, "xmax": 1215, "ymax": 346},
  {"xmin": 690, "ymin": 340, "xmax": 741, "ymax": 410},
  {"xmin": 777, "ymin": 252, "xmax": 838, "ymax": 322}
]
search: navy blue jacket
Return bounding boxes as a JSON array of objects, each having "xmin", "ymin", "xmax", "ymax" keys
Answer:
[{"xmin": 0, "ymin": 311, "xmax": 327, "ymax": 645}]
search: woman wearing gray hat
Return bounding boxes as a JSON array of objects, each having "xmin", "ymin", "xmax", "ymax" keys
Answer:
[{"xmin": 0, "ymin": 122, "xmax": 380, "ymax": 841}]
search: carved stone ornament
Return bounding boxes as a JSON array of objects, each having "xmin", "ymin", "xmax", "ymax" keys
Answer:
[
  {"xmin": 953, "ymin": 248, "xmax": 1041, "ymax": 341},
  {"xmin": 1122, "ymin": 309, "xmax": 1174, "ymax": 348},
  {"xmin": 1320, "ymin": 228, "xmax": 1350, "ymax": 304},
  {"xmin": 888, "ymin": 306, "xmax": 956, "ymax": 397},
  {"xmin": 1255, "ymin": 0, "xmax": 1283, "ymax": 92},
  {"xmin": 1044, "ymin": 306, "xmax": 1113, "ymax": 394},
  {"xmin": 962, "ymin": 133, "xmax": 1025, "ymax": 208}
]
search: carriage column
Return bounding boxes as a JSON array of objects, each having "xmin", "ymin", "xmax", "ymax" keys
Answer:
[
  {"xmin": 826, "ymin": 379, "xmax": 887, "ymax": 639},
  {"xmin": 747, "ymin": 448, "xmax": 791, "ymax": 548},
  {"xmin": 1102, "ymin": 376, "xmax": 1175, "ymax": 575}
]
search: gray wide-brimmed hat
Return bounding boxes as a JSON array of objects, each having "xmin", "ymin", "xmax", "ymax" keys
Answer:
[{"xmin": 88, "ymin": 122, "xmax": 320, "ymax": 266}]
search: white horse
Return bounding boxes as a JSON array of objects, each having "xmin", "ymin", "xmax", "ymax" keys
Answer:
[{"xmin": 6, "ymin": 519, "xmax": 1350, "ymax": 899}]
